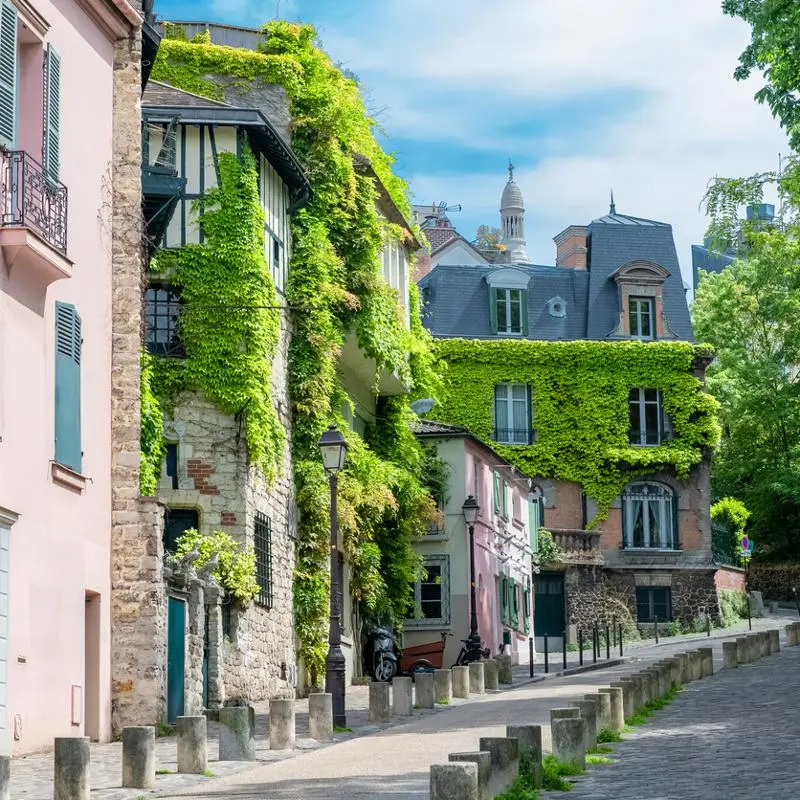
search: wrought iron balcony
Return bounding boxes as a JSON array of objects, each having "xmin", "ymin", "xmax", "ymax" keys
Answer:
[{"xmin": 2, "ymin": 150, "xmax": 68, "ymax": 254}]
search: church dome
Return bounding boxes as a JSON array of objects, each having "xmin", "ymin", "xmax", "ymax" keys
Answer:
[{"xmin": 501, "ymin": 177, "xmax": 524, "ymax": 210}]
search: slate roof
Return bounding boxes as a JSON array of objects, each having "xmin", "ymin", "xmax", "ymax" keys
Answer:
[
  {"xmin": 419, "ymin": 210, "xmax": 694, "ymax": 342},
  {"xmin": 691, "ymin": 244, "xmax": 735, "ymax": 292},
  {"xmin": 411, "ymin": 420, "xmax": 469, "ymax": 437},
  {"xmin": 143, "ymin": 80, "xmax": 232, "ymax": 108}
]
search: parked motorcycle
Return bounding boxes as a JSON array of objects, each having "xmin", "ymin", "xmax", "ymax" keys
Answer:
[{"xmin": 366, "ymin": 626, "xmax": 401, "ymax": 682}]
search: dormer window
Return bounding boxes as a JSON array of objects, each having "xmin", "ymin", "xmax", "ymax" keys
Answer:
[
  {"xmin": 495, "ymin": 288, "xmax": 524, "ymax": 335},
  {"xmin": 609, "ymin": 260, "xmax": 673, "ymax": 340},
  {"xmin": 486, "ymin": 267, "xmax": 530, "ymax": 337},
  {"xmin": 629, "ymin": 297, "xmax": 654, "ymax": 340}
]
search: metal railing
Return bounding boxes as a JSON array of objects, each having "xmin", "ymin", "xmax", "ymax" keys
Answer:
[
  {"xmin": 2, "ymin": 150, "xmax": 68, "ymax": 254},
  {"xmin": 491, "ymin": 428, "xmax": 535, "ymax": 445}
]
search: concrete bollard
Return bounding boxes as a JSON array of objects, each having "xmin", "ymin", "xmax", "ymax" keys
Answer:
[
  {"xmin": 449, "ymin": 752, "xmax": 492, "ymax": 800},
  {"xmin": 582, "ymin": 695, "xmax": 604, "ymax": 736},
  {"xmin": 369, "ymin": 681, "xmax": 391, "ymax": 722},
  {"xmin": 431, "ymin": 762, "xmax": 479, "ymax": 800},
  {"xmin": 747, "ymin": 634, "xmax": 760, "ymax": 662},
  {"xmin": 736, "ymin": 637, "xmax": 749, "ymax": 664},
  {"xmin": 631, "ymin": 674, "xmax": 648, "ymax": 709},
  {"xmin": 599, "ymin": 687, "xmax": 625, "ymax": 732},
  {"xmin": 54, "ymin": 737, "xmax": 90, "ymax": 800},
  {"xmin": 551, "ymin": 717, "xmax": 585, "ymax": 771},
  {"xmin": 549, "ymin": 707, "xmax": 580, "ymax": 726},
  {"xmin": 452, "ymin": 666, "xmax": 470, "ymax": 699},
  {"xmin": 570, "ymin": 699, "xmax": 597, "ymax": 753},
  {"xmin": 269, "ymin": 699, "xmax": 296, "ymax": 750},
  {"xmin": 760, "ymin": 631, "xmax": 770, "ymax": 657},
  {"xmin": 656, "ymin": 664, "xmax": 670, "ymax": 696},
  {"xmin": 610, "ymin": 681, "xmax": 634, "ymax": 722},
  {"xmin": 434, "ymin": 669, "xmax": 453, "ymax": 704},
  {"xmin": 415, "ymin": 672, "xmax": 435, "ymax": 709},
  {"xmin": 308, "ymin": 693, "xmax": 333, "ymax": 741},
  {"xmin": 646, "ymin": 669, "xmax": 661, "ymax": 700},
  {"xmin": 177, "ymin": 716, "xmax": 207, "ymax": 774},
  {"xmin": 483, "ymin": 659, "xmax": 500, "ymax": 691},
  {"xmin": 595, "ymin": 691, "xmax": 612, "ymax": 731},
  {"xmin": 768, "ymin": 629, "xmax": 780, "ymax": 654},
  {"xmin": 667, "ymin": 658, "xmax": 682, "ymax": 688},
  {"xmin": 676, "ymin": 652, "xmax": 691, "ymax": 684},
  {"xmin": 722, "ymin": 641, "xmax": 738, "ymax": 669},
  {"xmin": 689, "ymin": 651, "xmax": 703, "ymax": 681},
  {"xmin": 787, "ymin": 623, "xmax": 799, "ymax": 647},
  {"xmin": 121, "ymin": 726, "xmax": 155, "ymax": 789},
  {"xmin": 393, "ymin": 677, "xmax": 414, "ymax": 716},
  {"xmin": 497, "ymin": 655, "xmax": 513, "ymax": 685},
  {"xmin": 478, "ymin": 737, "xmax": 519, "ymax": 795},
  {"xmin": 698, "ymin": 647, "xmax": 714, "ymax": 678},
  {"xmin": 0, "ymin": 755, "xmax": 8, "ymax": 800},
  {"xmin": 469, "ymin": 661, "xmax": 486, "ymax": 695},
  {"xmin": 219, "ymin": 706, "xmax": 256, "ymax": 761},
  {"xmin": 507, "ymin": 724, "xmax": 543, "ymax": 789}
]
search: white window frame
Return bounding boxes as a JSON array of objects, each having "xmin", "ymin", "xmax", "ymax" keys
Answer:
[
  {"xmin": 496, "ymin": 288, "xmax": 524, "ymax": 335},
  {"xmin": 622, "ymin": 482, "xmax": 677, "ymax": 549},
  {"xmin": 494, "ymin": 383, "xmax": 530, "ymax": 444},
  {"xmin": 629, "ymin": 297, "xmax": 654, "ymax": 340},
  {"xmin": 628, "ymin": 388, "xmax": 663, "ymax": 446},
  {"xmin": 405, "ymin": 555, "xmax": 450, "ymax": 628}
]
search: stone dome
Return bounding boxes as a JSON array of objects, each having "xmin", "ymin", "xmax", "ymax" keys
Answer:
[{"xmin": 501, "ymin": 178, "xmax": 524, "ymax": 210}]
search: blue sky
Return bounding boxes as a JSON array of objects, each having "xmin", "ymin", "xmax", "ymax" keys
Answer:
[{"xmin": 155, "ymin": 0, "xmax": 788, "ymax": 284}]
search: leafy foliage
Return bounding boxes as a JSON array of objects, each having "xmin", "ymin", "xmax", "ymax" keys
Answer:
[
  {"xmin": 693, "ymin": 234, "xmax": 800, "ymax": 559},
  {"xmin": 174, "ymin": 528, "xmax": 260, "ymax": 605},
  {"xmin": 542, "ymin": 754, "xmax": 583, "ymax": 791},
  {"xmin": 431, "ymin": 339, "xmax": 719, "ymax": 522},
  {"xmin": 475, "ymin": 224, "xmax": 505, "ymax": 251},
  {"xmin": 534, "ymin": 530, "xmax": 565, "ymax": 566},
  {"xmin": 494, "ymin": 753, "xmax": 540, "ymax": 799},
  {"xmin": 140, "ymin": 351, "xmax": 165, "ymax": 495}
]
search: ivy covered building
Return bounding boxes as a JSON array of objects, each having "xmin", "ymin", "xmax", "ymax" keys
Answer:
[{"xmin": 419, "ymin": 170, "xmax": 744, "ymax": 644}]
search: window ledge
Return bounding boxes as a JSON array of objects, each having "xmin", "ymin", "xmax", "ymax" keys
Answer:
[
  {"xmin": 51, "ymin": 462, "xmax": 87, "ymax": 493},
  {"xmin": 621, "ymin": 547, "xmax": 683, "ymax": 554},
  {"xmin": 403, "ymin": 619, "xmax": 450, "ymax": 629}
]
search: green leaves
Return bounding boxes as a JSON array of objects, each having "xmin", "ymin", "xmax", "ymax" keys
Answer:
[{"xmin": 139, "ymin": 351, "xmax": 165, "ymax": 496}]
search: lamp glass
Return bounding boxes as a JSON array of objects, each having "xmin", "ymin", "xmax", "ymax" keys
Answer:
[
  {"xmin": 462, "ymin": 495, "xmax": 480, "ymax": 526},
  {"xmin": 318, "ymin": 425, "xmax": 348, "ymax": 474}
]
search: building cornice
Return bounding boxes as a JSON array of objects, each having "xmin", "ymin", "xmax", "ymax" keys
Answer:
[
  {"xmin": 75, "ymin": 0, "xmax": 141, "ymax": 41},
  {"xmin": 12, "ymin": 0, "xmax": 49, "ymax": 37},
  {"xmin": 0, "ymin": 506, "xmax": 19, "ymax": 527}
]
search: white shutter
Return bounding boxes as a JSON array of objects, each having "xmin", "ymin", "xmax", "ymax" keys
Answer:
[
  {"xmin": 43, "ymin": 44, "xmax": 61, "ymax": 180},
  {"xmin": 0, "ymin": 1, "xmax": 17, "ymax": 148}
]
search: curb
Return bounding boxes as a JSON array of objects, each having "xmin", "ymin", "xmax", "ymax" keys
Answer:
[{"xmin": 507, "ymin": 657, "xmax": 631, "ymax": 689}]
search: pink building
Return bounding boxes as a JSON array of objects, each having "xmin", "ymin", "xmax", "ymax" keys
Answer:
[
  {"xmin": 0, "ymin": 0, "xmax": 141, "ymax": 755},
  {"xmin": 406, "ymin": 421, "xmax": 540, "ymax": 667}
]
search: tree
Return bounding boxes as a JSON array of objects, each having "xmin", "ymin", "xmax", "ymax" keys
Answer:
[
  {"xmin": 474, "ymin": 225, "xmax": 505, "ymax": 251},
  {"xmin": 692, "ymin": 229, "xmax": 800, "ymax": 558}
]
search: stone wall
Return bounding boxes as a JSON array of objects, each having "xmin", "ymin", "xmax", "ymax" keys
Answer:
[
  {"xmin": 749, "ymin": 564, "xmax": 800, "ymax": 601},
  {"xmin": 565, "ymin": 567, "xmax": 638, "ymax": 638},
  {"xmin": 670, "ymin": 570, "xmax": 720, "ymax": 625},
  {"xmin": 110, "ymin": 10, "xmax": 168, "ymax": 733}
]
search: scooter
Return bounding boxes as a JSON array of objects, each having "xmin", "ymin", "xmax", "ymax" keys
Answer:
[{"xmin": 366, "ymin": 626, "xmax": 401, "ymax": 682}]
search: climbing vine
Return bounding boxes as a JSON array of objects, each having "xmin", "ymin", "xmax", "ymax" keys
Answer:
[
  {"xmin": 431, "ymin": 339, "xmax": 720, "ymax": 523},
  {"xmin": 154, "ymin": 22, "xmax": 441, "ymax": 678},
  {"xmin": 140, "ymin": 350, "xmax": 165, "ymax": 495}
]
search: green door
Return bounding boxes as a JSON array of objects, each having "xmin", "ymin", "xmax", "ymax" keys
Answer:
[
  {"xmin": 534, "ymin": 573, "xmax": 565, "ymax": 637},
  {"xmin": 167, "ymin": 597, "xmax": 186, "ymax": 723}
]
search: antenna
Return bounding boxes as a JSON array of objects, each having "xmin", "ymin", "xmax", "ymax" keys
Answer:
[{"xmin": 437, "ymin": 201, "xmax": 462, "ymax": 213}]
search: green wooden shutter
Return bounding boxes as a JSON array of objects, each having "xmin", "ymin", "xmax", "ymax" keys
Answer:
[
  {"xmin": 55, "ymin": 302, "xmax": 82, "ymax": 472},
  {"xmin": 489, "ymin": 287, "xmax": 498, "ymax": 334},
  {"xmin": 504, "ymin": 482, "xmax": 513, "ymax": 520},
  {"xmin": 528, "ymin": 498, "xmax": 539, "ymax": 554},
  {"xmin": 509, "ymin": 577, "xmax": 518, "ymax": 627},
  {"xmin": 0, "ymin": 0, "xmax": 17, "ymax": 148},
  {"xmin": 43, "ymin": 44, "xmax": 61, "ymax": 180},
  {"xmin": 493, "ymin": 471, "xmax": 501, "ymax": 514},
  {"xmin": 521, "ymin": 289, "xmax": 529, "ymax": 336}
]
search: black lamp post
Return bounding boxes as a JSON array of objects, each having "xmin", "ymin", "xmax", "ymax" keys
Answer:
[
  {"xmin": 462, "ymin": 494, "xmax": 481, "ymax": 647},
  {"xmin": 318, "ymin": 424, "xmax": 348, "ymax": 727}
]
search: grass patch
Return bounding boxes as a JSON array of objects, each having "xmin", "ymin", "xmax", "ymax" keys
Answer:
[
  {"xmin": 155, "ymin": 722, "xmax": 175, "ymax": 738},
  {"xmin": 155, "ymin": 768, "xmax": 174, "ymax": 775},
  {"xmin": 494, "ymin": 754, "xmax": 538, "ymax": 800},
  {"xmin": 542, "ymin": 754, "xmax": 583, "ymax": 791},
  {"xmin": 597, "ymin": 728, "xmax": 623, "ymax": 743},
  {"xmin": 202, "ymin": 769, "xmax": 216, "ymax": 777},
  {"xmin": 589, "ymin": 745, "xmax": 614, "ymax": 754},
  {"xmin": 333, "ymin": 726, "xmax": 352, "ymax": 732},
  {"xmin": 586, "ymin": 754, "xmax": 614, "ymax": 765},
  {"xmin": 625, "ymin": 683, "xmax": 681, "ymax": 727},
  {"xmin": 435, "ymin": 698, "xmax": 450, "ymax": 705}
]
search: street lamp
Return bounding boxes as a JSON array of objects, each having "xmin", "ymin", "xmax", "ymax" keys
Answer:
[
  {"xmin": 318, "ymin": 424, "xmax": 348, "ymax": 727},
  {"xmin": 462, "ymin": 495, "xmax": 481, "ymax": 647}
]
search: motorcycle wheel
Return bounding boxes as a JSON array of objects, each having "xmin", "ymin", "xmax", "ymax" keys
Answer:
[{"xmin": 374, "ymin": 656, "xmax": 397, "ymax": 682}]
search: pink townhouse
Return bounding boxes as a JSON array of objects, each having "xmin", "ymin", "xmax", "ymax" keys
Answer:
[{"xmin": 0, "ymin": 0, "xmax": 142, "ymax": 755}]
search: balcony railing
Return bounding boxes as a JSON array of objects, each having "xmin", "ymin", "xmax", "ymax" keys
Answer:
[
  {"xmin": 2, "ymin": 150, "xmax": 68, "ymax": 254},
  {"xmin": 492, "ymin": 428, "xmax": 535, "ymax": 445},
  {"xmin": 551, "ymin": 528, "xmax": 603, "ymax": 563}
]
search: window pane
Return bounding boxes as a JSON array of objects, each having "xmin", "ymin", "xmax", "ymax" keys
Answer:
[
  {"xmin": 629, "ymin": 391, "xmax": 642, "ymax": 444},
  {"xmin": 640, "ymin": 300, "xmax": 652, "ymax": 337},
  {"xmin": 631, "ymin": 499, "xmax": 644, "ymax": 547},
  {"xmin": 647, "ymin": 498, "xmax": 660, "ymax": 547},
  {"xmin": 644, "ymin": 401, "xmax": 660, "ymax": 444},
  {"xmin": 495, "ymin": 384, "xmax": 509, "ymax": 435},
  {"xmin": 420, "ymin": 564, "xmax": 442, "ymax": 619},
  {"xmin": 509, "ymin": 289, "xmax": 522, "ymax": 333},
  {"xmin": 628, "ymin": 299, "xmax": 639, "ymax": 336},
  {"xmin": 636, "ymin": 588, "xmax": 651, "ymax": 622},
  {"xmin": 652, "ymin": 588, "xmax": 671, "ymax": 621},
  {"xmin": 497, "ymin": 290, "xmax": 508, "ymax": 331}
]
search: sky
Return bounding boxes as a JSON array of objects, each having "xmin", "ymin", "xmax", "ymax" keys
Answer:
[{"xmin": 155, "ymin": 0, "xmax": 789, "ymax": 285}]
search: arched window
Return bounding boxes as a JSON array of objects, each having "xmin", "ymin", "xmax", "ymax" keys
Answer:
[{"xmin": 622, "ymin": 482, "xmax": 678, "ymax": 549}]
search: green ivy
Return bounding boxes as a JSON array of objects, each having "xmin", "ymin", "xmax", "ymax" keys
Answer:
[
  {"xmin": 140, "ymin": 350, "xmax": 165, "ymax": 495},
  {"xmin": 431, "ymin": 339, "xmax": 720, "ymax": 523},
  {"xmin": 153, "ymin": 21, "xmax": 441, "ymax": 679}
]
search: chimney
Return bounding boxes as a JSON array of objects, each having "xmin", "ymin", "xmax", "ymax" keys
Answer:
[{"xmin": 554, "ymin": 225, "xmax": 589, "ymax": 270}]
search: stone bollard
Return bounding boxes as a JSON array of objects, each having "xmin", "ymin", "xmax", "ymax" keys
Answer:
[
  {"xmin": 549, "ymin": 707, "xmax": 580, "ymax": 726},
  {"xmin": 722, "ymin": 641, "xmax": 738, "ymax": 670},
  {"xmin": 769, "ymin": 601, "xmax": 779, "ymax": 614},
  {"xmin": 369, "ymin": 681, "xmax": 391, "ymax": 722},
  {"xmin": 689, "ymin": 651, "xmax": 703, "ymax": 682},
  {"xmin": 54, "ymin": 737, "xmax": 90, "ymax": 800},
  {"xmin": 656, "ymin": 664, "xmax": 670, "ymax": 696},
  {"xmin": 768, "ymin": 629, "xmax": 780, "ymax": 654},
  {"xmin": 219, "ymin": 706, "xmax": 255, "ymax": 761},
  {"xmin": 667, "ymin": 658, "xmax": 682, "ymax": 688},
  {"xmin": 469, "ymin": 661, "xmax": 486, "ymax": 695},
  {"xmin": 430, "ymin": 762, "xmax": 479, "ymax": 800},
  {"xmin": 630, "ymin": 674, "xmax": 648, "ymax": 709},
  {"xmin": 434, "ymin": 669, "xmax": 453, "ymax": 704},
  {"xmin": 676, "ymin": 652, "xmax": 691, "ymax": 684},
  {"xmin": 698, "ymin": 647, "xmax": 714, "ymax": 678},
  {"xmin": 177, "ymin": 716, "xmax": 207, "ymax": 774},
  {"xmin": 452, "ymin": 666, "xmax": 470, "ymax": 699},
  {"xmin": 760, "ymin": 631, "xmax": 770, "ymax": 657},
  {"xmin": 599, "ymin": 687, "xmax": 625, "ymax": 732},
  {"xmin": 0, "ymin": 755, "xmax": 8, "ymax": 800},
  {"xmin": 478, "ymin": 737, "xmax": 519, "ymax": 795},
  {"xmin": 551, "ymin": 717, "xmax": 585, "ymax": 771},
  {"xmin": 747, "ymin": 634, "xmax": 760, "ymax": 662},
  {"xmin": 507, "ymin": 724, "xmax": 543, "ymax": 789},
  {"xmin": 415, "ymin": 672, "xmax": 435, "ymax": 709},
  {"xmin": 393, "ymin": 677, "xmax": 414, "ymax": 716},
  {"xmin": 590, "ymin": 691, "xmax": 611, "ymax": 732},
  {"xmin": 309, "ymin": 693, "xmax": 333, "ymax": 741},
  {"xmin": 122, "ymin": 726, "xmax": 155, "ymax": 789},
  {"xmin": 570, "ymin": 699, "xmax": 597, "ymax": 753},
  {"xmin": 269, "ymin": 698, "xmax": 296, "ymax": 750},
  {"xmin": 449, "ymin": 752, "xmax": 492, "ymax": 800},
  {"xmin": 610, "ymin": 681, "xmax": 634, "ymax": 722},
  {"xmin": 582, "ymin": 695, "xmax": 604, "ymax": 736},
  {"xmin": 483, "ymin": 659, "xmax": 500, "ymax": 691},
  {"xmin": 736, "ymin": 637, "xmax": 749, "ymax": 664},
  {"xmin": 646, "ymin": 669, "xmax": 661, "ymax": 700},
  {"xmin": 785, "ymin": 624, "xmax": 797, "ymax": 647},
  {"xmin": 498, "ymin": 655, "xmax": 513, "ymax": 685}
]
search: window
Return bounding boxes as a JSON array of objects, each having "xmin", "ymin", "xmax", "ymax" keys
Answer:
[
  {"xmin": 494, "ymin": 383, "xmax": 532, "ymax": 444},
  {"xmin": 407, "ymin": 555, "xmax": 450, "ymax": 627},
  {"xmin": 165, "ymin": 443, "xmax": 179, "ymax": 489},
  {"xmin": 622, "ymin": 482, "xmax": 678, "ymax": 549},
  {"xmin": 163, "ymin": 508, "xmax": 198, "ymax": 554},
  {"xmin": 628, "ymin": 388, "xmax": 665, "ymax": 445},
  {"xmin": 145, "ymin": 285, "xmax": 183, "ymax": 356},
  {"xmin": 0, "ymin": 1, "xmax": 17, "ymax": 148},
  {"xmin": 629, "ymin": 297, "xmax": 654, "ymax": 339},
  {"xmin": 254, "ymin": 512, "xmax": 273, "ymax": 608},
  {"xmin": 636, "ymin": 586, "xmax": 671, "ymax": 622},
  {"xmin": 494, "ymin": 288, "xmax": 524, "ymax": 335},
  {"xmin": 54, "ymin": 302, "xmax": 82, "ymax": 472}
]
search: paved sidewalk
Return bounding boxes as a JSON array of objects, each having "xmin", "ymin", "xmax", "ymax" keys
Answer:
[{"xmin": 543, "ymin": 639, "xmax": 800, "ymax": 799}]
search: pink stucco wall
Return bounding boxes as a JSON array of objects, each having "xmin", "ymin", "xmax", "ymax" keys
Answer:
[{"xmin": 0, "ymin": 0, "xmax": 122, "ymax": 755}]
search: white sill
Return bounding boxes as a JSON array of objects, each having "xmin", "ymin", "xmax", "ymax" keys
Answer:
[
  {"xmin": 51, "ymin": 462, "xmax": 87, "ymax": 492},
  {"xmin": 621, "ymin": 547, "xmax": 683, "ymax": 553}
]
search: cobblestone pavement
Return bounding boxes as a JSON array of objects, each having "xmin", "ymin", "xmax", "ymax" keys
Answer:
[
  {"xmin": 9, "ymin": 612, "xmax": 794, "ymax": 799},
  {"xmin": 542, "ymin": 640, "xmax": 800, "ymax": 800}
]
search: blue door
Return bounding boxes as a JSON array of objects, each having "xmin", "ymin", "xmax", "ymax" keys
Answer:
[{"xmin": 167, "ymin": 597, "xmax": 186, "ymax": 723}]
